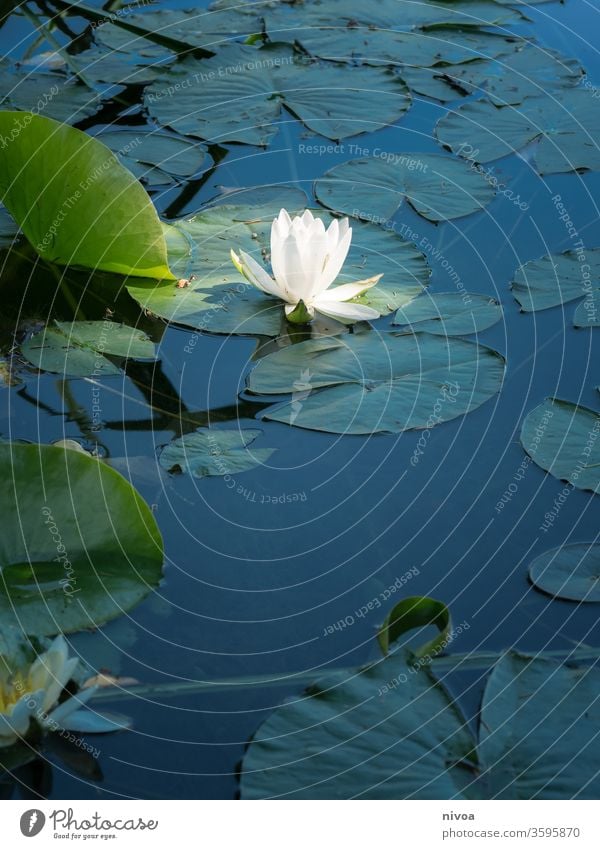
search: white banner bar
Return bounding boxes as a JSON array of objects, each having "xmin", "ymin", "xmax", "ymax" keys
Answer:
[{"xmin": 0, "ymin": 800, "xmax": 598, "ymax": 848}]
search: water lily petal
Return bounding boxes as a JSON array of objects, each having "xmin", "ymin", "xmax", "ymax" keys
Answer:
[
  {"xmin": 47, "ymin": 684, "xmax": 98, "ymax": 727},
  {"xmin": 42, "ymin": 656, "xmax": 79, "ymax": 714},
  {"xmin": 59, "ymin": 709, "xmax": 131, "ymax": 734},
  {"xmin": 317, "ymin": 228, "xmax": 353, "ymax": 293},
  {"xmin": 320, "ymin": 274, "xmax": 383, "ymax": 303},
  {"xmin": 233, "ymin": 249, "xmax": 281, "ymax": 298},
  {"xmin": 281, "ymin": 232, "xmax": 311, "ymax": 302},
  {"xmin": 275, "ymin": 208, "xmax": 292, "ymax": 239},
  {"xmin": 314, "ymin": 299, "xmax": 380, "ymax": 323},
  {"xmin": 0, "ymin": 693, "xmax": 37, "ymax": 739}
]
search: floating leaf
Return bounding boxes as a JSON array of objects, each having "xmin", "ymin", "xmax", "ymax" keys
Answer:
[
  {"xmin": 21, "ymin": 320, "xmax": 157, "ymax": 376},
  {"xmin": 145, "ymin": 43, "xmax": 411, "ymax": 145},
  {"xmin": 127, "ymin": 193, "xmax": 430, "ymax": 337},
  {"xmin": 0, "ymin": 68, "xmax": 103, "ymax": 123},
  {"xmin": 315, "ymin": 154, "xmax": 494, "ymax": 223},
  {"xmin": 96, "ymin": 128, "xmax": 208, "ymax": 186},
  {"xmin": 71, "ymin": 46, "xmax": 168, "ymax": 86},
  {"xmin": 436, "ymin": 90, "xmax": 600, "ymax": 173},
  {"xmin": 0, "ymin": 442, "xmax": 163, "ymax": 636},
  {"xmin": 378, "ymin": 596, "xmax": 452, "ymax": 658},
  {"xmin": 403, "ymin": 46, "xmax": 582, "ymax": 105},
  {"xmin": 528, "ymin": 544, "xmax": 600, "ymax": 602},
  {"xmin": 520, "ymin": 398, "xmax": 600, "ymax": 493},
  {"xmin": 394, "ymin": 293, "xmax": 502, "ymax": 335},
  {"xmin": 479, "ymin": 653, "xmax": 600, "ymax": 799},
  {"xmin": 247, "ymin": 330, "xmax": 505, "ymax": 434},
  {"xmin": 573, "ymin": 294, "xmax": 600, "ymax": 328},
  {"xmin": 0, "ymin": 112, "xmax": 173, "ymax": 278},
  {"xmin": 241, "ymin": 651, "xmax": 477, "ymax": 799},
  {"xmin": 511, "ymin": 249, "xmax": 600, "ymax": 312},
  {"xmin": 159, "ymin": 428, "xmax": 275, "ymax": 477}
]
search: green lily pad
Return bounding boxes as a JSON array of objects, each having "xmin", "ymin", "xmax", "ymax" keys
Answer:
[
  {"xmin": 71, "ymin": 46, "xmax": 168, "ymax": 86},
  {"xmin": 511, "ymin": 249, "xmax": 600, "ymax": 312},
  {"xmin": 127, "ymin": 193, "xmax": 430, "ymax": 337},
  {"xmin": 21, "ymin": 321, "xmax": 157, "ymax": 376},
  {"xmin": 145, "ymin": 43, "xmax": 411, "ymax": 145},
  {"xmin": 159, "ymin": 428, "xmax": 275, "ymax": 477},
  {"xmin": 0, "ymin": 442, "xmax": 163, "ymax": 636},
  {"xmin": 436, "ymin": 90, "xmax": 600, "ymax": 174},
  {"xmin": 241, "ymin": 651, "xmax": 477, "ymax": 799},
  {"xmin": 280, "ymin": 26, "xmax": 521, "ymax": 69},
  {"xmin": 520, "ymin": 398, "xmax": 600, "ymax": 493},
  {"xmin": 315, "ymin": 154, "xmax": 495, "ymax": 223},
  {"xmin": 528, "ymin": 544, "xmax": 600, "ymax": 602},
  {"xmin": 479, "ymin": 653, "xmax": 600, "ymax": 799},
  {"xmin": 0, "ymin": 112, "xmax": 173, "ymax": 279},
  {"xmin": 394, "ymin": 293, "xmax": 502, "ymax": 335},
  {"xmin": 378, "ymin": 596, "xmax": 452, "ymax": 658},
  {"xmin": 403, "ymin": 46, "xmax": 582, "ymax": 104},
  {"xmin": 0, "ymin": 69, "xmax": 103, "ymax": 123},
  {"xmin": 247, "ymin": 330, "xmax": 505, "ymax": 434},
  {"xmin": 96, "ymin": 128, "xmax": 208, "ymax": 186}
]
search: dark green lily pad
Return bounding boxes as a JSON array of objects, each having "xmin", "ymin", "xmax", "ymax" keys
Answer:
[
  {"xmin": 528, "ymin": 544, "xmax": 600, "ymax": 602},
  {"xmin": 145, "ymin": 43, "xmax": 411, "ymax": 145},
  {"xmin": 127, "ymin": 193, "xmax": 430, "ymax": 336},
  {"xmin": 96, "ymin": 129, "xmax": 208, "ymax": 186},
  {"xmin": 394, "ymin": 293, "xmax": 502, "ymax": 336},
  {"xmin": 0, "ymin": 442, "xmax": 163, "ymax": 636},
  {"xmin": 315, "ymin": 154, "xmax": 495, "ymax": 223},
  {"xmin": 71, "ymin": 46, "xmax": 168, "ymax": 86},
  {"xmin": 159, "ymin": 428, "xmax": 275, "ymax": 477},
  {"xmin": 378, "ymin": 596, "xmax": 452, "ymax": 658},
  {"xmin": 511, "ymin": 249, "xmax": 600, "ymax": 312},
  {"xmin": 241, "ymin": 650, "xmax": 477, "ymax": 799},
  {"xmin": 0, "ymin": 68, "xmax": 103, "ymax": 123},
  {"xmin": 403, "ymin": 46, "xmax": 582, "ymax": 104},
  {"xmin": 479, "ymin": 653, "xmax": 600, "ymax": 799},
  {"xmin": 247, "ymin": 331, "xmax": 505, "ymax": 434},
  {"xmin": 21, "ymin": 321, "xmax": 157, "ymax": 376},
  {"xmin": 520, "ymin": 398, "xmax": 600, "ymax": 493},
  {"xmin": 436, "ymin": 90, "xmax": 600, "ymax": 174}
]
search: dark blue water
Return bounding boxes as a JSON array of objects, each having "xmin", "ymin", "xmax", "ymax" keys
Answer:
[{"xmin": 1, "ymin": 0, "xmax": 599, "ymax": 799}]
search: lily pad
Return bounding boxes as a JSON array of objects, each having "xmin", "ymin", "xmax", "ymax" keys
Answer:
[
  {"xmin": 145, "ymin": 43, "xmax": 411, "ymax": 145},
  {"xmin": 403, "ymin": 46, "xmax": 582, "ymax": 105},
  {"xmin": 315, "ymin": 154, "xmax": 495, "ymax": 223},
  {"xmin": 394, "ymin": 293, "xmax": 502, "ymax": 336},
  {"xmin": 96, "ymin": 128, "xmax": 208, "ymax": 186},
  {"xmin": 436, "ymin": 90, "xmax": 600, "ymax": 174},
  {"xmin": 378, "ymin": 596, "xmax": 452, "ymax": 658},
  {"xmin": 21, "ymin": 321, "xmax": 157, "ymax": 377},
  {"xmin": 520, "ymin": 398, "xmax": 600, "ymax": 493},
  {"xmin": 71, "ymin": 46, "xmax": 168, "ymax": 86},
  {"xmin": 0, "ymin": 112, "xmax": 173, "ymax": 279},
  {"xmin": 280, "ymin": 26, "xmax": 521, "ymax": 69},
  {"xmin": 573, "ymin": 294, "xmax": 600, "ymax": 328},
  {"xmin": 511, "ymin": 249, "xmax": 600, "ymax": 312},
  {"xmin": 528, "ymin": 544, "xmax": 600, "ymax": 602},
  {"xmin": 0, "ymin": 68, "xmax": 103, "ymax": 123},
  {"xmin": 241, "ymin": 651, "xmax": 477, "ymax": 799},
  {"xmin": 0, "ymin": 442, "xmax": 163, "ymax": 636},
  {"xmin": 159, "ymin": 428, "xmax": 275, "ymax": 477},
  {"xmin": 479, "ymin": 653, "xmax": 600, "ymax": 799},
  {"xmin": 247, "ymin": 330, "xmax": 505, "ymax": 434},
  {"xmin": 127, "ymin": 193, "xmax": 430, "ymax": 337}
]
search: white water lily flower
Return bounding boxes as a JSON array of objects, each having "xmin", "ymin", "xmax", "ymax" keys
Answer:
[
  {"xmin": 231, "ymin": 209, "xmax": 382, "ymax": 324},
  {"xmin": 0, "ymin": 635, "xmax": 127, "ymax": 747}
]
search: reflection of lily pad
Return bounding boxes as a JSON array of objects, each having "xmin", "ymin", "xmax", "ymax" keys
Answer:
[
  {"xmin": 315, "ymin": 154, "xmax": 494, "ymax": 223},
  {"xmin": 0, "ymin": 443, "xmax": 163, "ymax": 636},
  {"xmin": 127, "ymin": 191, "xmax": 430, "ymax": 337},
  {"xmin": 511, "ymin": 249, "xmax": 600, "ymax": 322},
  {"xmin": 520, "ymin": 398, "xmax": 600, "ymax": 493},
  {"xmin": 96, "ymin": 129, "xmax": 208, "ymax": 186},
  {"xmin": 145, "ymin": 43, "xmax": 411, "ymax": 145},
  {"xmin": 403, "ymin": 46, "xmax": 582, "ymax": 105},
  {"xmin": 21, "ymin": 321, "xmax": 157, "ymax": 377},
  {"xmin": 247, "ymin": 331, "xmax": 505, "ymax": 434},
  {"xmin": 528, "ymin": 544, "xmax": 600, "ymax": 602},
  {"xmin": 394, "ymin": 293, "xmax": 502, "ymax": 336},
  {"xmin": 159, "ymin": 428, "xmax": 275, "ymax": 477},
  {"xmin": 242, "ymin": 648, "xmax": 600, "ymax": 799},
  {"xmin": 436, "ymin": 90, "xmax": 600, "ymax": 173}
]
